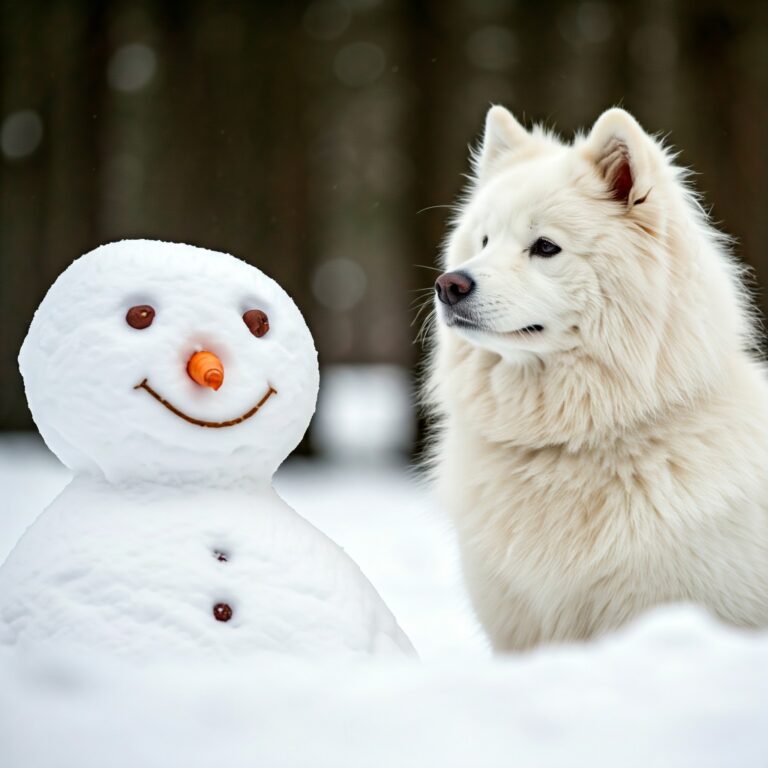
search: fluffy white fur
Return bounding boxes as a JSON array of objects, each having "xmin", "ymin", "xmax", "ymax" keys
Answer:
[{"xmin": 426, "ymin": 105, "xmax": 768, "ymax": 652}]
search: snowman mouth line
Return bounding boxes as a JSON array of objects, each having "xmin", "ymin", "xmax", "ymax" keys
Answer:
[{"xmin": 134, "ymin": 379, "xmax": 277, "ymax": 428}]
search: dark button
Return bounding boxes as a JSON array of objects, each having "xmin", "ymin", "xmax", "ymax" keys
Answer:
[{"xmin": 213, "ymin": 603, "xmax": 233, "ymax": 622}]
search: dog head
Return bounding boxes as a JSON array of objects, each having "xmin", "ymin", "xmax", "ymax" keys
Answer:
[
  {"xmin": 436, "ymin": 106, "xmax": 683, "ymax": 362},
  {"xmin": 432, "ymin": 106, "xmax": 754, "ymax": 443}
]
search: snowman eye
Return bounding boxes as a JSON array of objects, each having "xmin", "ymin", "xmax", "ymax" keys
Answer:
[
  {"xmin": 243, "ymin": 309, "xmax": 270, "ymax": 338},
  {"xmin": 126, "ymin": 305, "xmax": 155, "ymax": 330}
]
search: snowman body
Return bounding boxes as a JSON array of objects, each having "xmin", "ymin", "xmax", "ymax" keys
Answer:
[
  {"xmin": 0, "ymin": 240, "xmax": 414, "ymax": 659},
  {"xmin": 0, "ymin": 478, "xmax": 412, "ymax": 658}
]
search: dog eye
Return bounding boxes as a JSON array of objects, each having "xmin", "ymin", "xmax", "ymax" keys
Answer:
[
  {"xmin": 243, "ymin": 309, "xmax": 270, "ymax": 338},
  {"xmin": 481, "ymin": 235, "xmax": 488, "ymax": 248},
  {"xmin": 530, "ymin": 237, "xmax": 561, "ymax": 257},
  {"xmin": 126, "ymin": 305, "xmax": 155, "ymax": 329}
]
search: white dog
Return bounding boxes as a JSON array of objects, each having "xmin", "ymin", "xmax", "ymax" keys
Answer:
[{"xmin": 426, "ymin": 105, "xmax": 768, "ymax": 652}]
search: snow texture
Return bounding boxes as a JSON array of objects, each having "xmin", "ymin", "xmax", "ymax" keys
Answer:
[
  {"xmin": 0, "ymin": 476, "xmax": 413, "ymax": 658},
  {"xmin": 1, "ymin": 241, "xmax": 414, "ymax": 659},
  {"xmin": 1, "ymin": 607, "xmax": 767, "ymax": 768},
  {"xmin": 1, "ymin": 435, "xmax": 768, "ymax": 767}
]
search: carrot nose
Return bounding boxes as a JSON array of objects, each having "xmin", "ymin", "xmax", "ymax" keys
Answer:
[{"xmin": 187, "ymin": 351, "xmax": 224, "ymax": 390}]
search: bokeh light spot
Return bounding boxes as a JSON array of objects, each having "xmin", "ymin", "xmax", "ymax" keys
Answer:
[
  {"xmin": 1, "ymin": 110, "xmax": 43, "ymax": 160},
  {"xmin": 107, "ymin": 43, "xmax": 157, "ymax": 93},
  {"xmin": 312, "ymin": 258, "xmax": 368, "ymax": 311}
]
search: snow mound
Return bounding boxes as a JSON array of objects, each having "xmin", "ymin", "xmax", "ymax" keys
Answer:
[{"xmin": 1, "ymin": 605, "xmax": 766, "ymax": 768}]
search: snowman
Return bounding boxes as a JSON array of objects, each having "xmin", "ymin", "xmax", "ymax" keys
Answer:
[{"xmin": 0, "ymin": 240, "xmax": 414, "ymax": 659}]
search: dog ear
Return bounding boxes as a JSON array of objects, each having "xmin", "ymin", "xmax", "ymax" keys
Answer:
[
  {"xmin": 475, "ymin": 105, "xmax": 529, "ymax": 180},
  {"xmin": 583, "ymin": 108, "xmax": 654, "ymax": 207}
]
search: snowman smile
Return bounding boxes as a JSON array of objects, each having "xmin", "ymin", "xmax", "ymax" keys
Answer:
[{"xmin": 134, "ymin": 379, "xmax": 277, "ymax": 428}]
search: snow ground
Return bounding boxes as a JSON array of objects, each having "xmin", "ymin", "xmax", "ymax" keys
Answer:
[{"xmin": 1, "ymin": 433, "xmax": 768, "ymax": 767}]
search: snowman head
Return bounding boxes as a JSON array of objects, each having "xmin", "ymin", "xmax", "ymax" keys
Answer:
[{"xmin": 20, "ymin": 240, "xmax": 319, "ymax": 484}]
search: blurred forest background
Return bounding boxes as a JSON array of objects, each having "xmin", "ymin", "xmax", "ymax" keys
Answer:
[{"xmin": 1, "ymin": 0, "xmax": 767, "ymax": 452}]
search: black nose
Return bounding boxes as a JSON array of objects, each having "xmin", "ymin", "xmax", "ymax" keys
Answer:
[{"xmin": 435, "ymin": 271, "xmax": 475, "ymax": 306}]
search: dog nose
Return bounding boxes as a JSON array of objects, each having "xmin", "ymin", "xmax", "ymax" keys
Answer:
[{"xmin": 435, "ymin": 271, "xmax": 475, "ymax": 306}]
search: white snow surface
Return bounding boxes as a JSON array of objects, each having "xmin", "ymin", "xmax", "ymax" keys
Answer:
[
  {"xmin": 2, "ymin": 435, "xmax": 768, "ymax": 766},
  {"xmin": 1, "ymin": 607, "xmax": 767, "ymax": 768}
]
